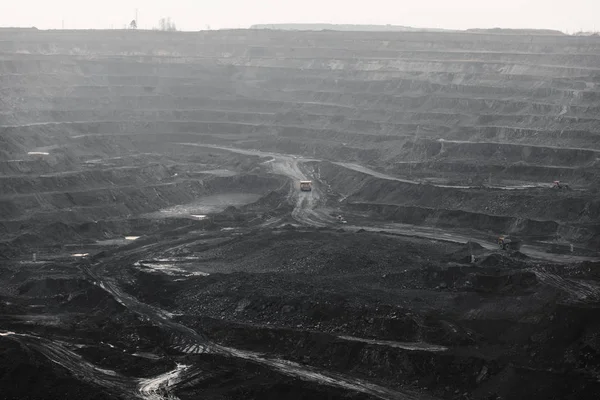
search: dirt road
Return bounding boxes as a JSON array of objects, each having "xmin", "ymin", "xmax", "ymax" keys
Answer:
[
  {"xmin": 358, "ymin": 222, "xmax": 599, "ymax": 263},
  {"xmin": 76, "ymin": 239, "xmax": 433, "ymax": 400},
  {"xmin": 0, "ymin": 331, "xmax": 139, "ymax": 398},
  {"xmin": 179, "ymin": 143, "xmax": 335, "ymax": 226},
  {"xmin": 334, "ymin": 161, "xmax": 549, "ymax": 190},
  {"xmin": 181, "ymin": 144, "xmax": 598, "ymax": 263}
]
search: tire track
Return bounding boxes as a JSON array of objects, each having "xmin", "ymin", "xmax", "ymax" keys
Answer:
[
  {"xmin": 79, "ymin": 256, "xmax": 436, "ymax": 400},
  {"xmin": 534, "ymin": 270, "xmax": 600, "ymax": 303}
]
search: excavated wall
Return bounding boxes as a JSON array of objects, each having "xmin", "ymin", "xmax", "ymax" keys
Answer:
[{"xmin": 1, "ymin": 29, "xmax": 600, "ymax": 251}]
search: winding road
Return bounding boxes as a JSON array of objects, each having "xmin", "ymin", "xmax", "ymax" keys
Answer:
[
  {"xmin": 70, "ymin": 231, "xmax": 434, "ymax": 400},
  {"xmin": 179, "ymin": 143, "xmax": 599, "ymax": 264},
  {"xmin": 5, "ymin": 143, "xmax": 597, "ymax": 400}
]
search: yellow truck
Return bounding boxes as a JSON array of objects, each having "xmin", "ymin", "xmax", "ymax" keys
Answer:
[
  {"xmin": 300, "ymin": 180, "xmax": 312, "ymax": 191},
  {"xmin": 498, "ymin": 235, "xmax": 522, "ymax": 251}
]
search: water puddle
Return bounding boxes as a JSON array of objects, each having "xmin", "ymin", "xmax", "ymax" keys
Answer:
[
  {"xmin": 149, "ymin": 193, "xmax": 261, "ymax": 218},
  {"xmin": 125, "ymin": 236, "xmax": 140, "ymax": 241},
  {"xmin": 72, "ymin": 253, "xmax": 90, "ymax": 257},
  {"xmin": 27, "ymin": 151, "xmax": 50, "ymax": 155}
]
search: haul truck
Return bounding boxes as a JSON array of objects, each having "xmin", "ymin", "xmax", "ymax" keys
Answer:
[
  {"xmin": 300, "ymin": 180, "xmax": 312, "ymax": 191},
  {"xmin": 497, "ymin": 235, "xmax": 522, "ymax": 251}
]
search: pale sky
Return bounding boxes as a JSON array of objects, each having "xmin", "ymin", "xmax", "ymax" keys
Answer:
[{"xmin": 1, "ymin": 0, "xmax": 598, "ymax": 33}]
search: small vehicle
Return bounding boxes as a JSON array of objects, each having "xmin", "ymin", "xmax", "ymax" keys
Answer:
[
  {"xmin": 552, "ymin": 180, "xmax": 571, "ymax": 190},
  {"xmin": 300, "ymin": 181, "xmax": 312, "ymax": 191},
  {"xmin": 336, "ymin": 215, "xmax": 347, "ymax": 224},
  {"xmin": 497, "ymin": 235, "xmax": 522, "ymax": 251}
]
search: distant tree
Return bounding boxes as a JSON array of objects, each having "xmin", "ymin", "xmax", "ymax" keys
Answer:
[
  {"xmin": 157, "ymin": 17, "xmax": 177, "ymax": 31},
  {"xmin": 130, "ymin": 20, "xmax": 137, "ymax": 29}
]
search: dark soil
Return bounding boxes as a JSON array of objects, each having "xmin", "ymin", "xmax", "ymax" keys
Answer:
[{"xmin": 0, "ymin": 28, "xmax": 599, "ymax": 400}]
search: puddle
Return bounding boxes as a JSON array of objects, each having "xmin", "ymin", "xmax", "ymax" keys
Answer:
[
  {"xmin": 0, "ymin": 331, "xmax": 15, "ymax": 336},
  {"xmin": 149, "ymin": 193, "xmax": 261, "ymax": 218},
  {"xmin": 27, "ymin": 151, "xmax": 50, "ymax": 155},
  {"xmin": 125, "ymin": 236, "xmax": 140, "ymax": 241},
  {"xmin": 72, "ymin": 253, "xmax": 89, "ymax": 257},
  {"xmin": 191, "ymin": 215, "xmax": 207, "ymax": 219}
]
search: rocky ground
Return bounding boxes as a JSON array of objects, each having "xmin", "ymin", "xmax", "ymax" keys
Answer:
[{"xmin": 1, "ymin": 27, "xmax": 600, "ymax": 399}]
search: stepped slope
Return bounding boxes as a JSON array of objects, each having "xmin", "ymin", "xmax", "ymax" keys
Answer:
[
  {"xmin": 1, "ymin": 29, "xmax": 600, "ymax": 400},
  {"xmin": 1, "ymin": 29, "xmax": 599, "ymax": 250}
]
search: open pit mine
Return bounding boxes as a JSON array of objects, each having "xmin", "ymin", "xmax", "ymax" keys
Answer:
[{"xmin": 1, "ymin": 27, "xmax": 600, "ymax": 400}]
